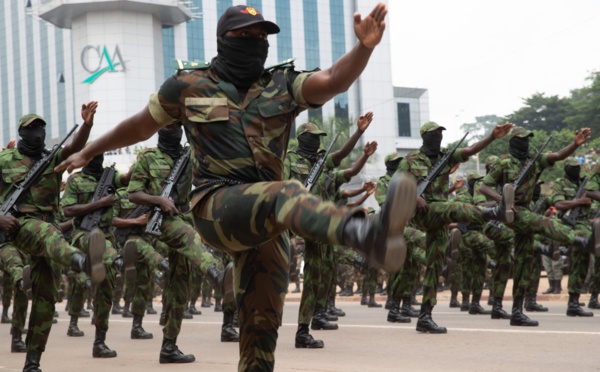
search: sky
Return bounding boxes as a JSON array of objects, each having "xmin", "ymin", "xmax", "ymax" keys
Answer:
[{"xmin": 387, "ymin": 0, "xmax": 600, "ymax": 144}]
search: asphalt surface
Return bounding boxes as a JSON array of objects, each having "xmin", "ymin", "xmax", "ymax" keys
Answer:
[{"xmin": 1, "ymin": 282, "xmax": 599, "ymax": 372}]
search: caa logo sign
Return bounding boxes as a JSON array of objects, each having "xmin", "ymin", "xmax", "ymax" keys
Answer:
[{"xmin": 81, "ymin": 45, "xmax": 127, "ymax": 84}]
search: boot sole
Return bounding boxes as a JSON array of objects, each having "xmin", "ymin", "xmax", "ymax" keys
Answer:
[
  {"xmin": 88, "ymin": 228, "xmax": 106, "ymax": 285},
  {"xmin": 379, "ymin": 172, "xmax": 417, "ymax": 273},
  {"xmin": 502, "ymin": 184, "xmax": 514, "ymax": 223},
  {"xmin": 123, "ymin": 239, "xmax": 137, "ymax": 283},
  {"xmin": 21, "ymin": 265, "xmax": 32, "ymax": 300}
]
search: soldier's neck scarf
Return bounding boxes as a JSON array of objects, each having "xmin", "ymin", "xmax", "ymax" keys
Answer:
[
  {"xmin": 509, "ymin": 137, "xmax": 529, "ymax": 160},
  {"xmin": 468, "ymin": 179, "xmax": 477, "ymax": 196},
  {"xmin": 386, "ymin": 159, "xmax": 401, "ymax": 177},
  {"xmin": 83, "ymin": 154, "xmax": 105, "ymax": 181},
  {"xmin": 157, "ymin": 127, "xmax": 183, "ymax": 160},
  {"xmin": 420, "ymin": 131, "xmax": 443, "ymax": 158},
  {"xmin": 564, "ymin": 166, "xmax": 581, "ymax": 184},
  {"xmin": 211, "ymin": 36, "xmax": 269, "ymax": 90},
  {"xmin": 297, "ymin": 133, "xmax": 321, "ymax": 162},
  {"xmin": 17, "ymin": 126, "xmax": 46, "ymax": 159}
]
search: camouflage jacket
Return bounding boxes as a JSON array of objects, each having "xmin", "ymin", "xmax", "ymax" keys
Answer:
[
  {"xmin": 147, "ymin": 64, "xmax": 319, "ymax": 206},
  {"xmin": 483, "ymin": 152, "xmax": 551, "ymax": 206},
  {"xmin": 127, "ymin": 147, "xmax": 192, "ymax": 207},
  {"xmin": 375, "ymin": 173, "xmax": 391, "ymax": 206},
  {"xmin": 318, "ymin": 168, "xmax": 348, "ymax": 202},
  {"xmin": 0, "ymin": 148, "xmax": 65, "ymax": 215},
  {"xmin": 112, "ymin": 187, "xmax": 146, "ymax": 238},
  {"xmin": 585, "ymin": 172, "xmax": 600, "ymax": 217},
  {"xmin": 61, "ymin": 170, "xmax": 124, "ymax": 231},
  {"xmin": 396, "ymin": 148, "xmax": 466, "ymax": 203},
  {"xmin": 284, "ymin": 150, "xmax": 337, "ymax": 198},
  {"xmin": 551, "ymin": 176, "xmax": 591, "ymax": 221}
]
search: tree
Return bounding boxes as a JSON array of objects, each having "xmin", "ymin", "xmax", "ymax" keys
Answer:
[
  {"xmin": 504, "ymin": 93, "xmax": 571, "ymax": 133},
  {"xmin": 565, "ymin": 72, "xmax": 600, "ymax": 135}
]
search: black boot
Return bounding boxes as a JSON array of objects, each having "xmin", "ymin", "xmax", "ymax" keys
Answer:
[
  {"xmin": 525, "ymin": 295, "xmax": 548, "ymax": 312},
  {"xmin": 310, "ymin": 309, "xmax": 338, "ymax": 330},
  {"xmin": 566, "ymin": 293, "xmax": 594, "ymax": 317},
  {"xmin": 360, "ymin": 293, "xmax": 368, "ymax": 305},
  {"xmin": 147, "ymin": 299, "xmax": 157, "ymax": 315},
  {"xmin": 536, "ymin": 242, "xmax": 559, "ymax": 260},
  {"xmin": 292, "ymin": 279, "xmax": 301, "ymax": 293},
  {"xmin": 1, "ymin": 306, "xmax": 10, "ymax": 323},
  {"xmin": 71, "ymin": 228, "xmax": 106, "ymax": 284},
  {"xmin": 131, "ymin": 314, "xmax": 153, "ymax": 339},
  {"xmin": 327, "ymin": 298, "xmax": 345, "ymax": 317},
  {"xmin": 387, "ymin": 299, "xmax": 411, "ymax": 323},
  {"xmin": 295, "ymin": 324, "xmax": 324, "ymax": 348},
  {"xmin": 588, "ymin": 293, "xmax": 600, "ymax": 309},
  {"xmin": 384, "ymin": 297, "xmax": 393, "ymax": 310},
  {"xmin": 469, "ymin": 295, "xmax": 491, "ymax": 315},
  {"xmin": 159, "ymin": 337, "xmax": 195, "ymax": 363},
  {"xmin": 542, "ymin": 279, "xmax": 556, "ymax": 295},
  {"xmin": 214, "ymin": 298, "xmax": 223, "ymax": 312},
  {"xmin": 339, "ymin": 285, "xmax": 353, "ymax": 297},
  {"xmin": 121, "ymin": 301, "xmax": 133, "ymax": 318},
  {"xmin": 23, "ymin": 350, "xmax": 42, "ymax": 372},
  {"xmin": 481, "ymin": 184, "xmax": 515, "ymax": 223},
  {"xmin": 221, "ymin": 311, "xmax": 240, "ymax": 342},
  {"xmin": 188, "ymin": 301, "xmax": 202, "ymax": 315},
  {"xmin": 67, "ymin": 315, "xmax": 84, "ymax": 337},
  {"xmin": 368, "ymin": 295, "xmax": 382, "ymax": 308},
  {"xmin": 401, "ymin": 296, "xmax": 420, "ymax": 318},
  {"xmin": 111, "ymin": 302, "xmax": 123, "ymax": 315},
  {"xmin": 553, "ymin": 279, "xmax": 562, "ymax": 294},
  {"xmin": 159, "ymin": 310, "xmax": 166, "ymax": 326},
  {"xmin": 449, "ymin": 290, "xmax": 460, "ymax": 308},
  {"xmin": 206, "ymin": 262, "xmax": 234, "ymax": 304},
  {"xmin": 11, "ymin": 327, "xmax": 26, "ymax": 353},
  {"xmin": 510, "ymin": 297, "xmax": 539, "ymax": 326},
  {"xmin": 416, "ymin": 303, "xmax": 447, "ymax": 334},
  {"xmin": 491, "ymin": 297, "xmax": 511, "ymax": 319},
  {"xmin": 574, "ymin": 220, "xmax": 600, "ymax": 256},
  {"xmin": 122, "ymin": 239, "xmax": 137, "ymax": 282},
  {"xmin": 183, "ymin": 308, "xmax": 193, "ymax": 319},
  {"xmin": 342, "ymin": 173, "xmax": 416, "ymax": 272},
  {"xmin": 460, "ymin": 293, "xmax": 469, "ymax": 311},
  {"xmin": 201, "ymin": 295, "xmax": 212, "ymax": 308},
  {"xmin": 92, "ymin": 328, "xmax": 117, "ymax": 358}
]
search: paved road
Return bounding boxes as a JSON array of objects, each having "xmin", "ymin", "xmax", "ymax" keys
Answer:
[{"xmin": 1, "ymin": 290, "xmax": 599, "ymax": 372}]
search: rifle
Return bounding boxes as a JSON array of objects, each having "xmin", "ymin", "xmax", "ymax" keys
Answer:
[
  {"xmin": 80, "ymin": 163, "xmax": 117, "ymax": 231},
  {"xmin": 145, "ymin": 148, "xmax": 191, "ymax": 237},
  {"xmin": 417, "ymin": 132, "xmax": 469, "ymax": 197},
  {"xmin": 304, "ymin": 132, "xmax": 340, "ymax": 192},
  {"xmin": 0, "ymin": 124, "xmax": 79, "ymax": 242},
  {"xmin": 561, "ymin": 177, "xmax": 589, "ymax": 227},
  {"xmin": 488, "ymin": 136, "xmax": 552, "ymax": 229},
  {"xmin": 113, "ymin": 204, "xmax": 150, "ymax": 245}
]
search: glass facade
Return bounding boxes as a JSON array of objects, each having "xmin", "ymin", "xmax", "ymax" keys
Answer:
[
  {"xmin": 217, "ymin": 0, "xmax": 232, "ymax": 19},
  {"xmin": 0, "ymin": 1, "xmax": 8, "ymax": 141},
  {"xmin": 187, "ymin": 0, "xmax": 204, "ymax": 62},
  {"xmin": 303, "ymin": 0, "xmax": 322, "ymax": 121},
  {"xmin": 12, "ymin": 3, "xmax": 24, "ymax": 133},
  {"xmin": 55, "ymin": 28, "xmax": 67, "ymax": 136},
  {"xmin": 162, "ymin": 26, "xmax": 175, "ymax": 79},
  {"xmin": 329, "ymin": 0, "xmax": 347, "ymax": 120},
  {"xmin": 26, "ymin": 13, "xmax": 36, "ymax": 121},
  {"xmin": 397, "ymin": 102, "xmax": 411, "ymax": 137},
  {"xmin": 275, "ymin": 0, "xmax": 292, "ymax": 61}
]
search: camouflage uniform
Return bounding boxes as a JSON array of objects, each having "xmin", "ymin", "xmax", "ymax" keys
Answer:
[
  {"xmin": 147, "ymin": 61, "xmax": 364, "ymax": 371},
  {"xmin": 0, "ymin": 242, "xmax": 29, "ymax": 351},
  {"xmin": 586, "ymin": 172, "xmax": 600, "ymax": 307},
  {"xmin": 0, "ymin": 146, "xmax": 86, "ymax": 354}
]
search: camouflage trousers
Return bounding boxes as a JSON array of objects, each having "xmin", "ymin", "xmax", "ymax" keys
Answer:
[
  {"xmin": 72, "ymin": 230, "xmax": 119, "ymax": 333},
  {"xmin": 192, "ymin": 180, "xmax": 356, "ymax": 372},
  {"xmin": 413, "ymin": 201, "xmax": 487, "ymax": 307},
  {"xmin": 567, "ymin": 222, "xmax": 592, "ymax": 294},
  {"xmin": 336, "ymin": 246, "xmax": 359, "ymax": 289},
  {"xmin": 483, "ymin": 222, "xmax": 514, "ymax": 300},
  {"xmin": 298, "ymin": 240, "xmax": 335, "ymax": 324},
  {"xmin": 460, "ymin": 230, "xmax": 494, "ymax": 298},
  {"xmin": 542, "ymin": 255, "xmax": 563, "ymax": 281},
  {"xmin": 127, "ymin": 235, "xmax": 159, "ymax": 317},
  {"xmin": 0, "ymin": 244, "xmax": 29, "ymax": 332},
  {"xmin": 389, "ymin": 226, "xmax": 426, "ymax": 301},
  {"xmin": 589, "ymin": 256, "xmax": 600, "ymax": 295},
  {"xmin": 505, "ymin": 208, "xmax": 588, "ymax": 298}
]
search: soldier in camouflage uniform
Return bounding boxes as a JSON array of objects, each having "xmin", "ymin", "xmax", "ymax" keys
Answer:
[
  {"xmin": 126, "ymin": 123, "xmax": 230, "ymax": 363},
  {"xmin": 585, "ymin": 165, "xmax": 600, "ymax": 310},
  {"xmin": 0, "ymin": 244, "xmax": 30, "ymax": 352},
  {"xmin": 55, "ymin": 4, "xmax": 418, "ymax": 371},
  {"xmin": 480, "ymin": 126, "xmax": 599, "ymax": 327},
  {"xmin": 548, "ymin": 157, "xmax": 594, "ymax": 317},
  {"xmin": 397, "ymin": 121, "xmax": 515, "ymax": 334},
  {"xmin": 0, "ymin": 106, "xmax": 106, "ymax": 371},
  {"xmin": 61, "ymin": 152, "xmax": 132, "ymax": 357}
]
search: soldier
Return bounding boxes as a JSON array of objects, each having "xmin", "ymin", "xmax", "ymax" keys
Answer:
[
  {"xmin": 0, "ymin": 245, "xmax": 30, "ymax": 353},
  {"xmin": 55, "ymin": 4, "xmax": 417, "ymax": 371},
  {"xmin": 61, "ymin": 151, "xmax": 132, "ymax": 357},
  {"xmin": 586, "ymin": 165, "xmax": 600, "ymax": 310},
  {"xmin": 480, "ymin": 127, "xmax": 599, "ymax": 327},
  {"xmin": 397, "ymin": 121, "xmax": 514, "ymax": 334},
  {"xmin": 0, "ymin": 105, "xmax": 106, "ymax": 372}
]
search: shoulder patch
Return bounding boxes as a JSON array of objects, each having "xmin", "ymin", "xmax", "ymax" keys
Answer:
[
  {"xmin": 173, "ymin": 59, "xmax": 210, "ymax": 71},
  {"xmin": 265, "ymin": 58, "xmax": 296, "ymax": 71}
]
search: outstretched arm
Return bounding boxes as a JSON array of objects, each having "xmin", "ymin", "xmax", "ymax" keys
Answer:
[
  {"xmin": 460, "ymin": 123, "xmax": 512, "ymax": 159},
  {"xmin": 547, "ymin": 128, "xmax": 591, "ymax": 165},
  {"xmin": 302, "ymin": 4, "xmax": 387, "ymax": 106},
  {"xmin": 332, "ymin": 112, "xmax": 373, "ymax": 166},
  {"xmin": 342, "ymin": 141, "xmax": 377, "ymax": 180}
]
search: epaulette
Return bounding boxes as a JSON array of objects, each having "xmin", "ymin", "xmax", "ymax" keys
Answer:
[
  {"xmin": 173, "ymin": 59, "xmax": 211, "ymax": 71},
  {"xmin": 265, "ymin": 58, "xmax": 295, "ymax": 71}
]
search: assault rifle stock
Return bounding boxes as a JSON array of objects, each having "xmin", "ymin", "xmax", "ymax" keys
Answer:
[
  {"xmin": 417, "ymin": 132, "xmax": 468, "ymax": 197},
  {"xmin": 145, "ymin": 148, "xmax": 191, "ymax": 237},
  {"xmin": 561, "ymin": 177, "xmax": 588, "ymax": 227},
  {"xmin": 80, "ymin": 163, "xmax": 117, "ymax": 231},
  {"xmin": 0, "ymin": 124, "xmax": 79, "ymax": 242},
  {"xmin": 304, "ymin": 132, "xmax": 340, "ymax": 192}
]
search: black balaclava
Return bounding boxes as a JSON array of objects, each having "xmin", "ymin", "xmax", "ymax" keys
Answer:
[
  {"xmin": 420, "ymin": 131, "xmax": 443, "ymax": 158},
  {"xmin": 158, "ymin": 126, "xmax": 183, "ymax": 160},
  {"xmin": 509, "ymin": 136, "xmax": 530, "ymax": 160},
  {"xmin": 17, "ymin": 126, "xmax": 46, "ymax": 159},
  {"xmin": 211, "ymin": 36, "xmax": 269, "ymax": 90},
  {"xmin": 83, "ymin": 154, "xmax": 105, "ymax": 181},
  {"xmin": 468, "ymin": 178, "xmax": 477, "ymax": 196},
  {"xmin": 564, "ymin": 165, "xmax": 581, "ymax": 184},
  {"xmin": 385, "ymin": 159, "xmax": 401, "ymax": 177},
  {"xmin": 532, "ymin": 182, "xmax": 542, "ymax": 202},
  {"xmin": 297, "ymin": 133, "xmax": 322, "ymax": 161}
]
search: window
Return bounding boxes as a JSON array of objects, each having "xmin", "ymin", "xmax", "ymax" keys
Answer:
[{"xmin": 397, "ymin": 103, "xmax": 411, "ymax": 137}]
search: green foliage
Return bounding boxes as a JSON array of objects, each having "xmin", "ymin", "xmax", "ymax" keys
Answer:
[
  {"xmin": 504, "ymin": 93, "xmax": 571, "ymax": 132},
  {"xmin": 309, "ymin": 115, "xmax": 365, "ymax": 169}
]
